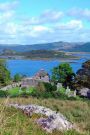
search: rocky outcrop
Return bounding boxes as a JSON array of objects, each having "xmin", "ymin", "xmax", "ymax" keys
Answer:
[
  {"xmin": 9, "ymin": 104, "xmax": 74, "ymax": 133},
  {"xmin": 79, "ymin": 88, "xmax": 90, "ymax": 98}
]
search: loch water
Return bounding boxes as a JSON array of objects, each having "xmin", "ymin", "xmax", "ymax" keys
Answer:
[{"xmin": 6, "ymin": 55, "xmax": 90, "ymax": 77}]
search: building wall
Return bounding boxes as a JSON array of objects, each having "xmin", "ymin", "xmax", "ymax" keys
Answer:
[{"xmin": 21, "ymin": 75, "xmax": 50, "ymax": 88}]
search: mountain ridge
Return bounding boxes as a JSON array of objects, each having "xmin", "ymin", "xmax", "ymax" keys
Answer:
[{"xmin": 0, "ymin": 41, "xmax": 90, "ymax": 52}]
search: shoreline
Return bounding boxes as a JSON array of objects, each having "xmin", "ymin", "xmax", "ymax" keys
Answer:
[
  {"xmin": 0, "ymin": 55, "xmax": 80, "ymax": 61},
  {"xmin": 3, "ymin": 57, "xmax": 80, "ymax": 63},
  {"xmin": 1, "ymin": 51, "xmax": 90, "ymax": 62}
]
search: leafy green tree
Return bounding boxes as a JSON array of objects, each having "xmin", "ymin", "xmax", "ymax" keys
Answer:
[
  {"xmin": 52, "ymin": 63, "xmax": 75, "ymax": 88},
  {"xmin": 0, "ymin": 59, "xmax": 11, "ymax": 87},
  {"xmin": 51, "ymin": 66, "xmax": 60, "ymax": 83},
  {"xmin": 74, "ymin": 60, "xmax": 90, "ymax": 89},
  {"xmin": 14, "ymin": 74, "xmax": 22, "ymax": 82}
]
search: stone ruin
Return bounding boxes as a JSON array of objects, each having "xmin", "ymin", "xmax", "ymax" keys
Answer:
[{"xmin": 21, "ymin": 69, "xmax": 50, "ymax": 89}]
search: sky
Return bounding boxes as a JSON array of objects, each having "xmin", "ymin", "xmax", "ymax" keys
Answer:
[{"xmin": 0, "ymin": 0, "xmax": 90, "ymax": 45}]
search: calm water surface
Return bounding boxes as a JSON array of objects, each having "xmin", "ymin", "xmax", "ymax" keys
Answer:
[{"xmin": 6, "ymin": 58, "xmax": 88, "ymax": 77}]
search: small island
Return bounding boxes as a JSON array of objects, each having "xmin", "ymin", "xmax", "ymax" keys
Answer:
[{"xmin": 0, "ymin": 49, "xmax": 79, "ymax": 60}]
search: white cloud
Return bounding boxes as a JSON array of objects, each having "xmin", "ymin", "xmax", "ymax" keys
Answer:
[
  {"xmin": 0, "ymin": 1, "xmax": 18, "ymax": 12},
  {"xmin": 17, "ymin": 24, "xmax": 53, "ymax": 38},
  {"xmin": 0, "ymin": 2, "xmax": 89, "ymax": 44},
  {"xmin": 40, "ymin": 9, "xmax": 64, "ymax": 22},
  {"xmin": 55, "ymin": 20, "xmax": 83, "ymax": 30},
  {"xmin": 0, "ymin": 10, "xmax": 15, "ymax": 23},
  {"xmin": 30, "ymin": 25, "xmax": 53, "ymax": 37},
  {"xmin": 0, "ymin": 18, "xmax": 89, "ymax": 44},
  {"xmin": 0, "ymin": 1, "xmax": 19, "ymax": 43},
  {"xmin": 32, "ymin": 25, "xmax": 52, "ymax": 32},
  {"xmin": 5, "ymin": 22, "xmax": 17, "ymax": 35},
  {"xmin": 24, "ymin": 9, "xmax": 64, "ymax": 25},
  {"xmin": 0, "ymin": 1, "xmax": 18, "ymax": 25},
  {"xmin": 68, "ymin": 8, "xmax": 90, "ymax": 21}
]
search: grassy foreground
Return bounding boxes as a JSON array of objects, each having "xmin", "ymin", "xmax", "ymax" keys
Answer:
[{"xmin": 0, "ymin": 97, "xmax": 90, "ymax": 135}]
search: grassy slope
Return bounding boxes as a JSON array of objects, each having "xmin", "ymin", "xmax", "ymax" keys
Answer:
[{"xmin": 0, "ymin": 97, "xmax": 90, "ymax": 135}]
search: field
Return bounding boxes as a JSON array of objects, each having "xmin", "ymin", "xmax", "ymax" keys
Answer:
[{"xmin": 0, "ymin": 97, "xmax": 90, "ymax": 135}]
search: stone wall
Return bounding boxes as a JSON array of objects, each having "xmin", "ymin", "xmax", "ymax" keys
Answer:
[{"xmin": 0, "ymin": 82, "xmax": 21, "ymax": 91}]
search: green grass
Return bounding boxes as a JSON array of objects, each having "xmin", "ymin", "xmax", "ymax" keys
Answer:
[
  {"xmin": 0, "ymin": 97, "xmax": 90, "ymax": 135},
  {"xmin": 58, "ymin": 87, "xmax": 66, "ymax": 94},
  {"xmin": 8, "ymin": 87, "xmax": 19, "ymax": 96},
  {"xmin": 7, "ymin": 87, "xmax": 35, "ymax": 97}
]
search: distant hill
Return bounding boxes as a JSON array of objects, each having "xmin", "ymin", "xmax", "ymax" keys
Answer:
[
  {"xmin": 0, "ymin": 42, "xmax": 77, "ymax": 53},
  {"xmin": 0, "ymin": 41, "xmax": 90, "ymax": 53},
  {"xmin": 69, "ymin": 42, "xmax": 90, "ymax": 52}
]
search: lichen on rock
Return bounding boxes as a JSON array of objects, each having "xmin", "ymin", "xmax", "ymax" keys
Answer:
[{"xmin": 9, "ymin": 104, "xmax": 74, "ymax": 133}]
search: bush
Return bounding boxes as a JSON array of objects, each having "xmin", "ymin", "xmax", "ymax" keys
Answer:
[
  {"xmin": 30, "ymin": 89, "xmax": 41, "ymax": 98},
  {"xmin": 0, "ymin": 90, "xmax": 8, "ymax": 97},
  {"xmin": 13, "ymin": 74, "xmax": 22, "ymax": 82},
  {"xmin": 0, "ymin": 60, "xmax": 11, "ymax": 87},
  {"xmin": 31, "ymin": 82, "xmax": 57, "ymax": 99},
  {"xmin": 40, "ymin": 92, "xmax": 53, "ymax": 98},
  {"xmin": 44, "ymin": 82, "xmax": 57, "ymax": 92},
  {"xmin": 36, "ymin": 82, "xmax": 57, "ymax": 93},
  {"xmin": 36, "ymin": 82, "xmax": 46, "ymax": 92},
  {"xmin": 19, "ymin": 91, "xmax": 29, "ymax": 98}
]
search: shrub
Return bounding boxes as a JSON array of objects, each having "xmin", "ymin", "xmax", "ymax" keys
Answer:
[
  {"xmin": 0, "ymin": 60, "xmax": 11, "ymax": 87},
  {"xmin": 36, "ymin": 82, "xmax": 46, "ymax": 92},
  {"xmin": 0, "ymin": 90, "xmax": 8, "ymax": 97},
  {"xmin": 44, "ymin": 82, "xmax": 57, "ymax": 92},
  {"xmin": 36, "ymin": 82, "xmax": 57, "ymax": 93},
  {"xmin": 13, "ymin": 74, "xmax": 22, "ymax": 82},
  {"xmin": 32, "ymin": 82, "xmax": 57, "ymax": 99}
]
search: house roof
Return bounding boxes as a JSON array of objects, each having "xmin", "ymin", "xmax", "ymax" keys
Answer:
[{"xmin": 35, "ymin": 69, "xmax": 48, "ymax": 77}]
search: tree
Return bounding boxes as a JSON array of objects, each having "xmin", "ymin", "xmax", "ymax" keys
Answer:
[
  {"xmin": 74, "ymin": 60, "xmax": 90, "ymax": 89},
  {"xmin": 0, "ymin": 59, "xmax": 11, "ymax": 87},
  {"xmin": 14, "ymin": 74, "xmax": 22, "ymax": 82},
  {"xmin": 52, "ymin": 63, "xmax": 75, "ymax": 88}
]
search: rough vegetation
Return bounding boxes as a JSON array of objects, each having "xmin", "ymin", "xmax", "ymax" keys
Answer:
[
  {"xmin": 0, "ymin": 59, "xmax": 11, "ymax": 87},
  {"xmin": 75, "ymin": 60, "xmax": 90, "ymax": 89},
  {"xmin": 0, "ymin": 97, "xmax": 90, "ymax": 135}
]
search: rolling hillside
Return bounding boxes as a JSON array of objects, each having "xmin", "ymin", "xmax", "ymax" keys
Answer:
[
  {"xmin": 69, "ymin": 42, "xmax": 90, "ymax": 52},
  {"xmin": 0, "ymin": 41, "xmax": 90, "ymax": 53}
]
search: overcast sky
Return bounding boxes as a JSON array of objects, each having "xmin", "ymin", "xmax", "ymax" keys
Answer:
[{"xmin": 0, "ymin": 0, "xmax": 90, "ymax": 45}]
